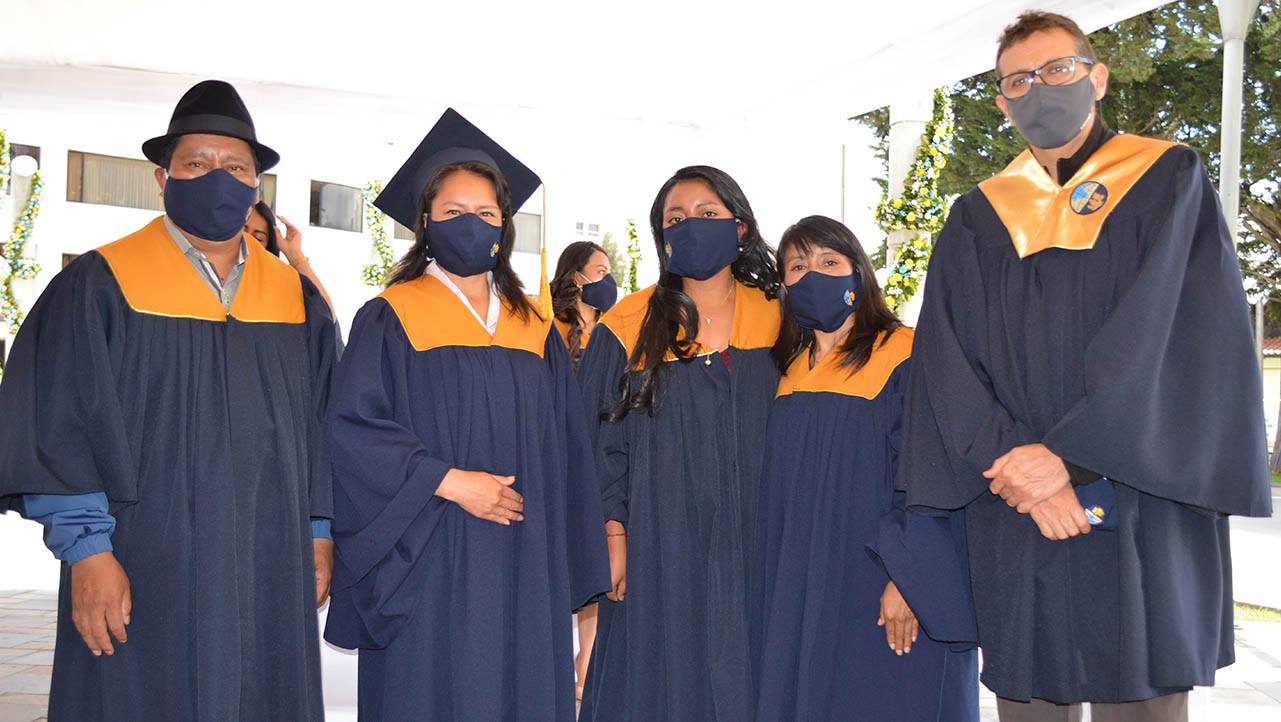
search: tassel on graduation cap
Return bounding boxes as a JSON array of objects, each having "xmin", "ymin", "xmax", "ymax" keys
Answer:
[{"xmin": 537, "ymin": 187, "xmax": 553, "ymax": 319}]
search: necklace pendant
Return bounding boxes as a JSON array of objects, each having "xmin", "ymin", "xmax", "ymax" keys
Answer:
[{"xmin": 704, "ymin": 354, "xmax": 712, "ymax": 366}]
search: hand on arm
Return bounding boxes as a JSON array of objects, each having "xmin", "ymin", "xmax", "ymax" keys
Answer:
[
  {"xmin": 877, "ymin": 581, "xmax": 918, "ymax": 655},
  {"xmin": 984, "ymin": 443, "xmax": 1071, "ymax": 513},
  {"xmin": 70, "ymin": 552, "xmax": 131, "ymax": 656},
  {"xmin": 1028, "ymin": 485, "xmax": 1092, "ymax": 540},
  {"xmin": 435, "ymin": 469, "xmax": 524, "ymax": 525},
  {"xmin": 604, "ymin": 520, "xmax": 626, "ymax": 602}
]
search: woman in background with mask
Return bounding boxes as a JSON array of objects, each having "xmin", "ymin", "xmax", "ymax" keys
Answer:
[
  {"xmin": 577, "ymin": 165, "xmax": 780, "ymax": 722},
  {"xmin": 244, "ymin": 201, "xmax": 338, "ymax": 325},
  {"xmin": 549, "ymin": 239, "xmax": 616, "ymax": 699},
  {"xmin": 551, "ymin": 240, "xmax": 616, "ymax": 373},
  {"xmin": 751, "ymin": 215, "xmax": 978, "ymax": 721},
  {"xmin": 322, "ymin": 109, "xmax": 610, "ymax": 722}
]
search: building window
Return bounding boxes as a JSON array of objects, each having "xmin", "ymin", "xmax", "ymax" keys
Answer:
[
  {"xmin": 67, "ymin": 151, "xmax": 163, "ymax": 211},
  {"xmin": 62, "ymin": 253, "xmax": 81, "ymax": 269},
  {"xmin": 309, "ymin": 181, "xmax": 363, "ymax": 233},
  {"xmin": 68, "ymin": 150, "xmax": 275, "ymax": 212},
  {"xmin": 587, "ymin": 223, "xmax": 600, "ymax": 238},
  {"xmin": 393, "ymin": 220, "xmax": 415, "ymax": 241},
  {"xmin": 513, "ymin": 212, "xmax": 541, "ymax": 255},
  {"xmin": 258, "ymin": 173, "xmax": 277, "ymax": 209}
]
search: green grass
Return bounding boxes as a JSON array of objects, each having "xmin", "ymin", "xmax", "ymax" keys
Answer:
[
  {"xmin": 1272, "ymin": 471, "xmax": 1281, "ymax": 486},
  {"xmin": 1235, "ymin": 602, "xmax": 1281, "ymax": 623}
]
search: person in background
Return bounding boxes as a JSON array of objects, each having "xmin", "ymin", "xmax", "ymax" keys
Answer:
[
  {"xmin": 323, "ymin": 108, "xmax": 610, "ymax": 722},
  {"xmin": 551, "ymin": 240, "xmax": 616, "ymax": 373},
  {"xmin": 898, "ymin": 11, "xmax": 1272, "ymax": 721},
  {"xmin": 549, "ymin": 239, "xmax": 616, "ymax": 697},
  {"xmin": 578, "ymin": 165, "xmax": 781, "ymax": 722},
  {"xmin": 752, "ymin": 215, "xmax": 977, "ymax": 721},
  {"xmin": 0, "ymin": 79, "xmax": 336, "ymax": 721},
  {"xmin": 245, "ymin": 201, "xmax": 338, "ymax": 323}
]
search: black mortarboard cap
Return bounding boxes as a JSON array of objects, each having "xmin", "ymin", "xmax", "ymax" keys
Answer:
[
  {"xmin": 143, "ymin": 80, "xmax": 280, "ymax": 172},
  {"xmin": 374, "ymin": 108, "xmax": 541, "ymax": 230}
]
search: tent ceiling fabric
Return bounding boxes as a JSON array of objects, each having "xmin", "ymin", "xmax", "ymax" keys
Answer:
[{"xmin": 4, "ymin": 0, "xmax": 1168, "ymax": 126}]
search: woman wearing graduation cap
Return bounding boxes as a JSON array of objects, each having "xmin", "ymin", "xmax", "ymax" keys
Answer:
[
  {"xmin": 577, "ymin": 165, "xmax": 781, "ymax": 722},
  {"xmin": 323, "ymin": 109, "xmax": 611, "ymax": 722},
  {"xmin": 751, "ymin": 215, "xmax": 979, "ymax": 721}
]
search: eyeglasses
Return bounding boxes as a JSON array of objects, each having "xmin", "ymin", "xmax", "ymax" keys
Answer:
[{"xmin": 996, "ymin": 56, "xmax": 1095, "ymax": 99}]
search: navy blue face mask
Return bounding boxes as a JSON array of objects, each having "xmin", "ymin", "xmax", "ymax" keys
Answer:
[
  {"xmin": 426, "ymin": 213, "xmax": 503, "ymax": 277},
  {"xmin": 662, "ymin": 217, "xmax": 741, "ymax": 281},
  {"xmin": 786, "ymin": 269, "xmax": 861, "ymax": 333},
  {"xmin": 578, "ymin": 272, "xmax": 618, "ymax": 312},
  {"xmin": 163, "ymin": 168, "xmax": 258, "ymax": 242}
]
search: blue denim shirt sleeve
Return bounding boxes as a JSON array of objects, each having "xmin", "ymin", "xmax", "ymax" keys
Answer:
[
  {"xmin": 310, "ymin": 518, "xmax": 332, "ymax": 540},
  {"xmin": 23, "ymin": 492, "xmax": 116, "ymax": 565}
]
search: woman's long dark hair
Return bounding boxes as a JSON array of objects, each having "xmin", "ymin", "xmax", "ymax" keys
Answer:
[
  {"xmin": 770, "ymin": 215, "xmax": 901, "ymax": 374},
  {"xmin": 551, "ymin": 240, "xmax": 607, "ymax": 370},
  {"xmin": 387, "ymin": 161, "xmax": 537, "ymax": 321},
  {"xmin": 606, "ymin": 165, "xmax": 779, "ymax": 421},
  {"xmin": 253, "ymin": 201, "xmax": 281, "ymax": 257}
]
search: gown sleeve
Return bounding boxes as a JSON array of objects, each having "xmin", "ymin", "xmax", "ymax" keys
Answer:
[
  {"xmin": 323, "ymin": 298, "xmax": 453, "ymax": 650},
  {"xmin": 0, "ymin": 253, "xmax": 139, "ymax": 511},
  {"xmin": 868, "ymin": 362, "xmax": 978, "ymax": 646},
  {"xmin": 576, "ymin": 324, "xmax": 632, "ymax": 525},
  {"xmin": 22, "ymin": 492, "xmax": 116, "ymax": 564},
  {"xmin": 543, "ymin": 329, "xmax": 612, "ymax": 610},
  {"xmin": 896, "ymin": 201, "xmax": 1040, "ymax": 511},
  {"xmin": 1038, "ymin": 147, "xmax": 1270, "ymax": 516},
  {"xmin": 300, "ymin": 274, "xmax": 337, "ymax": 526}
]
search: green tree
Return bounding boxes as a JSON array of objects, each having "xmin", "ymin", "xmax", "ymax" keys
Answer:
[
  {"xmin": 858, "ymin": 1, "xmax": 1281, "ymax": 294},
  {"xmin": 623, "ymin": 219, "xmax": 643, "ymax": 294},
  {"xmin": 599, "ymin": 231, "xmax": 626, "ymax": 285}
]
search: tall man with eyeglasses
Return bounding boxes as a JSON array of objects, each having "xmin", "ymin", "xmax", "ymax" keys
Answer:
[{"xmin": 898, "ymin": 11, "xmax": 1272, "ymax": 722}]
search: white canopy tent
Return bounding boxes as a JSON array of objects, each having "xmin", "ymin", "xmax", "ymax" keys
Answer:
[{"xmin": 3, "ymin": 0, "xmax": 1169, "ymax": 126}]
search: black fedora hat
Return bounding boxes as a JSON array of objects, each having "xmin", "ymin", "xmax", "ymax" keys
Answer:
[{"xmin": 142, "ymin": 80, "xmax": 280, "ymax": 172}]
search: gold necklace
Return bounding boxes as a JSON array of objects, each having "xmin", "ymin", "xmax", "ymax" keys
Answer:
[
  {"xmin": 699, "ymin": 284, "xmax": 736, "ymax": 325},
  {"xmin": 695, "ymin": 284, "xmax": 736, "ymax": 365}
]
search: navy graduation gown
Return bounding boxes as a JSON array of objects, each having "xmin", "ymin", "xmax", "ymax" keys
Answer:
[
  {"xmin": 577, "ymin": 283, "xmax": 781, "ymax": 722},
  {"xmin": 0, "ymin": 216, "xmax": 335, "ymax": 721},
  {"xmin": 322, "ymin": 274, "xmax": 610, "ymax": 722},
  {"xmin": 898, "ymin": 136, "xmax": 1273, "ymax": 703},
  {"xmin": 753, "ymin": 328, "xmax": 978, "ymax": 722}
]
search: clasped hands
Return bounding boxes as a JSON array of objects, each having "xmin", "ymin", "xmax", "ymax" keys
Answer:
[{"xmin": 985, "ymin": 443, "xmax": 1091, "ymax": 540}]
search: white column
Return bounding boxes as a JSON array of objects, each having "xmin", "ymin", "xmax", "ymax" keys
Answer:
[
  {"xmin": 1218, "ymin": 0, "xmax": 1261, "ymax": 248},
  {"xmin": 886, "ymin": 92, "xmax": 935, "ymax": 259},
  {"xmin": 885, "ymin": 91, "xmax": 934, "ymax": 325}
]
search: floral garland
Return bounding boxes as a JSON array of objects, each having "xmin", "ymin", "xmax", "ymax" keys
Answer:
[
  {"xmin": 623, "ymin": 218, "xmax": 642, "ymax": 294},
  {"xmin": 360, "ymin": 180, "xmax": 394, "ymax": 287},
  {"xmin": 873, "ymin": 88, "xmax": 954, "ymax": 312},
  {"xmin": 0, "ymin": 129, "xmax": 10, "ymax": 197},
  {"xmin": 2, "ymin": 169, "xmax": 45, "ymax": 331}
]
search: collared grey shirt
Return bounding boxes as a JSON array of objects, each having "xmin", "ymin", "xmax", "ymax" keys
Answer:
[{"xmin": 162, "ymin": 215, "xmax": 248, "ymax": 309}]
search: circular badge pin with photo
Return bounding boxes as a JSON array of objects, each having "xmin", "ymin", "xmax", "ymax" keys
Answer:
[{"xmin": 1070, "ymin": 181, "xmax": 1109, "ymax": 215}]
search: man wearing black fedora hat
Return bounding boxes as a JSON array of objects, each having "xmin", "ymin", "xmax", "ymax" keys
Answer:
[{"xmin": 0, "ymin": 79, "xmax": 336, "ymax": 720}]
